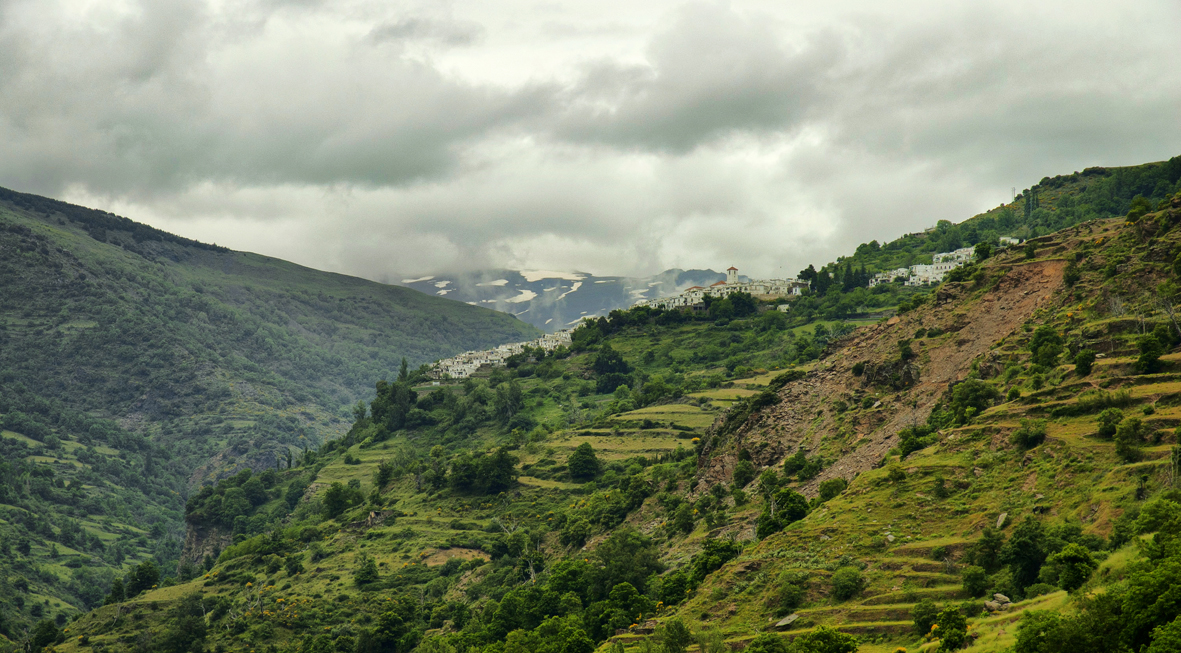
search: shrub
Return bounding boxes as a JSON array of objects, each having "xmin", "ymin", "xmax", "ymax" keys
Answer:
[
  {"xmin": 1007, "ymin": 387, "xmax": 1021, "ymax": 402},
  {"xmin": 733, "ymin": 459, "xmax": 757, "ymax": 488},
  {"xmin": 773, "ymin": 570, "xmax": 809, "ymax": 615},
  {"xmin": 851, "ymin": 362, "xmax": 865, "ymax": 376},
  {"xmin": 1074, "ymin": 350, "xmax": 1096, "ymax": 376},
  {"xmin": 1045, "ymin": 544, "xmax": 1097, "ymax": 591},
  {"xmin": 1137, "ymin": 334, "xmax": 1166, "ymax": 374},
  {"xmin": 1097, "ymin": 408, "xmax": 1124, "ymax": 437},
  {"xmin": 1115, "ymin": 418, "xmax": 1145, "ymax": 462},
  {"xmin": 568, "ymin": 443, "xmax": 601, "ymax": 481},
  {"xmin": 818, "ymin": 478, "xmax": 848, "ymax": 502},
  {"xmin": 353, "ymin": 553, "xmax": 378, "ymax": 586},
  {"xmin": 912, "ymin": 598, "xmax": 940, "ymax": 636},
  {"xmin": 744, "ymin": 632, "xmax": 789, "ymax": 653},
  {"xmin": 788, "ymin": 627, "xmax": 858, "ymax": 653},
  {"xmin": 1029, "ymin": 326, "xmax": 1064, "ymax": 368},
  {"xmin": 830, "ymin": 566, "xmax": 864, "ymax": 601},
  {"xmin": 1011, "ymin": 419, "xmax": 1048, "ymax": 449},
  {"xmin": 654, "ymin": 618, "xmax": 693, "ymax": 653},
  {"xmin": 1063, "ymin": 262, "xmax": 1081, "ymax": 287},
  {"xmin": 886, "ymin": 465, "xmax": 907, "ymax": 483},
  {"xmin": 936, "ymin": 607, "xmax": 968, "ymax": 651},
  {"xmin": 962, "ymin": 565, "xmax": 988, "ymax": 597}
]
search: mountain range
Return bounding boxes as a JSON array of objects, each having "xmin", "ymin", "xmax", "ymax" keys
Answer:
[{"xmin": 398, "ymin": 268, "xmax": 732, "ymax": 331}]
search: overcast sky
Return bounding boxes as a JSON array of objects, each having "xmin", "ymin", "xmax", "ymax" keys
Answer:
[{"xmin": 2, "ymin": 0, "xmax": 1179, "ymax": 281}]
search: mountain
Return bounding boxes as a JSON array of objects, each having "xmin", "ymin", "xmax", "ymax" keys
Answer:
[
  {"xmin": 9, "ymin": 156, "xmax": 1181, "ymax": 652},
  {"xmin": 398, "ymin": 268, "xmax": 728, "ymax": 331},
  {"xmin": 0, "ymin": 186, "xmax": 540, "ymax": 635}
]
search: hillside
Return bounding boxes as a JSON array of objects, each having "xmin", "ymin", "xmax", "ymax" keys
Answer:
[
  {"xmin": 9, "ymin": 158, "xmax": 1181, "ymax": 653},
  {"xmin": 0, "ymin": 187, "xmax": 540, "ymax": 639}
]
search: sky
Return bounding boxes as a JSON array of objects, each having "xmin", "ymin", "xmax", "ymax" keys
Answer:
[{"xmin": 1, "ymin": 0, "xmax": 1180, "ymax": 282}]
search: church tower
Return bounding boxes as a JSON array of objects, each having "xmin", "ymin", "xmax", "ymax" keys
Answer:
[{"xmin": 726, "ymin": 266, "xmax": 738, "ymax": 284}]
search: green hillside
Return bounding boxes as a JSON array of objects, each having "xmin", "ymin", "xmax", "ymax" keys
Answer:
[
  {"xmin": 0, "ymin": 187, "xmax": 540, "ymax": 640},
  {"xmin": 8, "ymin": 159, "xmax": 1181, "ymax": 653}
]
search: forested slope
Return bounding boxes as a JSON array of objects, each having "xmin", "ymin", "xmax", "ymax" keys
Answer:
[{"xmin": 0, "ymin": 187, "xmax": 538, "ymax": 638}]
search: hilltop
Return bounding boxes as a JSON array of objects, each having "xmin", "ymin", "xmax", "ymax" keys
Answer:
[{"xmin": 6, "ymin": 155, "xmax": 1181, "ymax": 652}]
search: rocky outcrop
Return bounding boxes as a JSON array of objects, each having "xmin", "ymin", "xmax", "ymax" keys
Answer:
[{"xmin": 179, "ymin": 522, "xmax": 232, "ymax": 570}]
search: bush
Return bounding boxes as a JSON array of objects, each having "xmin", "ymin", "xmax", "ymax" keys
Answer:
[
  {"xmin": 851, "ymin": 362, "xmax": 865, "ymax": 376},
  {"xmin": 912, "ymin": 598, "xmax": 940, "ymax": 636},
  {"xmin": 1074, "ymin": 350, "xmax": 1097, "ymax": 376},
  {"xmin": 774, "ymin": 571, "xmax": 809, "ymax": 615},
  {"xmin": 1029, "ymin": 326, "xmax": 1064, "ymax": 368},
  {"xmin": 1137, "ymin": 334, "xmax": 1166, "ymax": 374},
  {"xmin": 1011, "ymin": 419, "xmax": 1047, "ymax": 449},
  {"xmin": 568, "ymin": 443, "xmax": 601, "ymax": 481},
  {"xmin": 936, "ymin": 607, "xmax": 968, "ymax": 651},
  {"xmin": 830, "ymin": 566, "xmax": 864, "ymax": 601},
  {"xmin": 788, "ymin": 627, "xmax": 858, "ymax": 653},
  {"xmin": 1097, "ymin": 408, "xmax": 1124, "ymax": 438},
  {"xmin": 818, "ymin": 478, "xmax": 848, "ymax": 502},
  {"xmin": 733, "ymin": 459, "xmax": 757, "ymax": 488},
  {"xmin": 962, "ymin": 565, "xmax": 988, "ymax": 597},
  {"xmin": 1115, "ymin": 418, "xmax": 1145, "ymax": 462},
  {"xmin": 744, "ymin": 632, "xmax": 789, "ymax": 653},
  {"xmin": 354, "ymin": 553, "xmax": 379, "ymax": 586}
]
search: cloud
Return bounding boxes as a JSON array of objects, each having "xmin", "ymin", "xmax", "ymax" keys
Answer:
[
  {"xmin": 2, "ymin": 0, "xmax": 1180, "ymax": 282},
  {"xmin": 369, "ymin": 16, "xmax": 484, "ymax": 47}
]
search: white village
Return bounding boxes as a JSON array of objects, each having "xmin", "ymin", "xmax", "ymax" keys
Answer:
[{"xmin": 430, "ymin": 240, "xmax": 1020, "ymax": 379}]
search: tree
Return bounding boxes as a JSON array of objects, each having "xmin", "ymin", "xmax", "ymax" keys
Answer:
[
  {"xmin": 1000, "ymin": 517, "xmax": 1046, "ymax": 590},
  {"xmin": 567, "ymin": 443, "xmax": 601, "ymax": 481},
  {"xmin": 354, "ymin": 553, "xmax": 379, "ymax": 586},
  {"xmin": 1147, "ymin": 617, "xmax": 1181, "ymax": 653},
  {"xmin": 733, "ymin": 459, "xmax": 756, "ymax": 488},
  {"xmin": 1115, "ymin": 418, "xmax": 1145, "ymax": 462},
  {"xmin": 494, "ymin": 381, "xmax": 525, "ymax": 424},
  {"xmin": 936, "ymin": 607, "xmax": 968, "ymax": 651},
  {"xmin": 323, "ymin": 482, "xmax": 353, "ymax": 518},
  {"xmin": 591, "ymin": 529, "xmax": 664, "ymax": 600},
  {"xmin": 374, "ymin": 460, "xmax": 396, "ymax": 488},
  {"xmin": 744, "ymin": 633, "xmax": 788, "ymax": 653},
  {"xmin": 1045, "ymin": 543, "xmax": 1097, "ymax": 591},
  {"xmin": 671, "ymin": 503, "xmax": 694, "ymax": 535},
  {"xmin": 285, "ymin": 553, "xmax": 305, "ymax": 576},
  {"xmin": 28, "ymin": 620, "xmax": 61, "ymax": 650},
  {"xmin": 1136, "ymin": 334, "xmax": 1166, "ymax": 374},
  {"xmin": 912, "ymin": 598, "xmax": 940, "ymax": 636},
  {"xmin": 478, "ymin": 448, "xmax": 518, "ymax": 494},
  {"xmin": 1097, "ymin": 408, "xmax": 1124, "ymax": 438},
  {"xmin": 655, "ymin": 618, "xmax": 693, "ymax": 653},
  {"xmin": 592, "ymin": 344, "xmax": 631, "ymax": 376},
  {"xmin": 1029, "ymin": 326, "xmax": 1064, "ymax": 368},
  {"xmin": 1012, "ymin": 419, "xmax": 1047, "ymax": 449},
  {"xmin": 975, "ymin": 242, "xmax": 993, "ymax": 260},
  {"xmin": 788, "ymin": 626, "xmax": 859, "ymax": 653},
  {"xmin": 830, "ymin": 567, "xmax": 864, "ymax": 601},
  {"xmin": 962, "ymin": 565, "xmax": 988, "ymax": 597},
  {"xmin": 125, "ymin": 559, "xmax": 160, "ymax": 597},
  {"xmin": 1074, "ymin": 350, "xmax": 1096, "ymax": 376}
]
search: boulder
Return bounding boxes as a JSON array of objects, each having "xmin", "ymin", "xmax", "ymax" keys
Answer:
[{"xmin": 993, "ymin": 593, "xmax": 1011, "ymax": 604}]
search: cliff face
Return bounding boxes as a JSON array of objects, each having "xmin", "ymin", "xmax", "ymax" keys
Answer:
[{"xmin": 179, "ymin": 522, "xmax": 233, "ymax": 569}]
